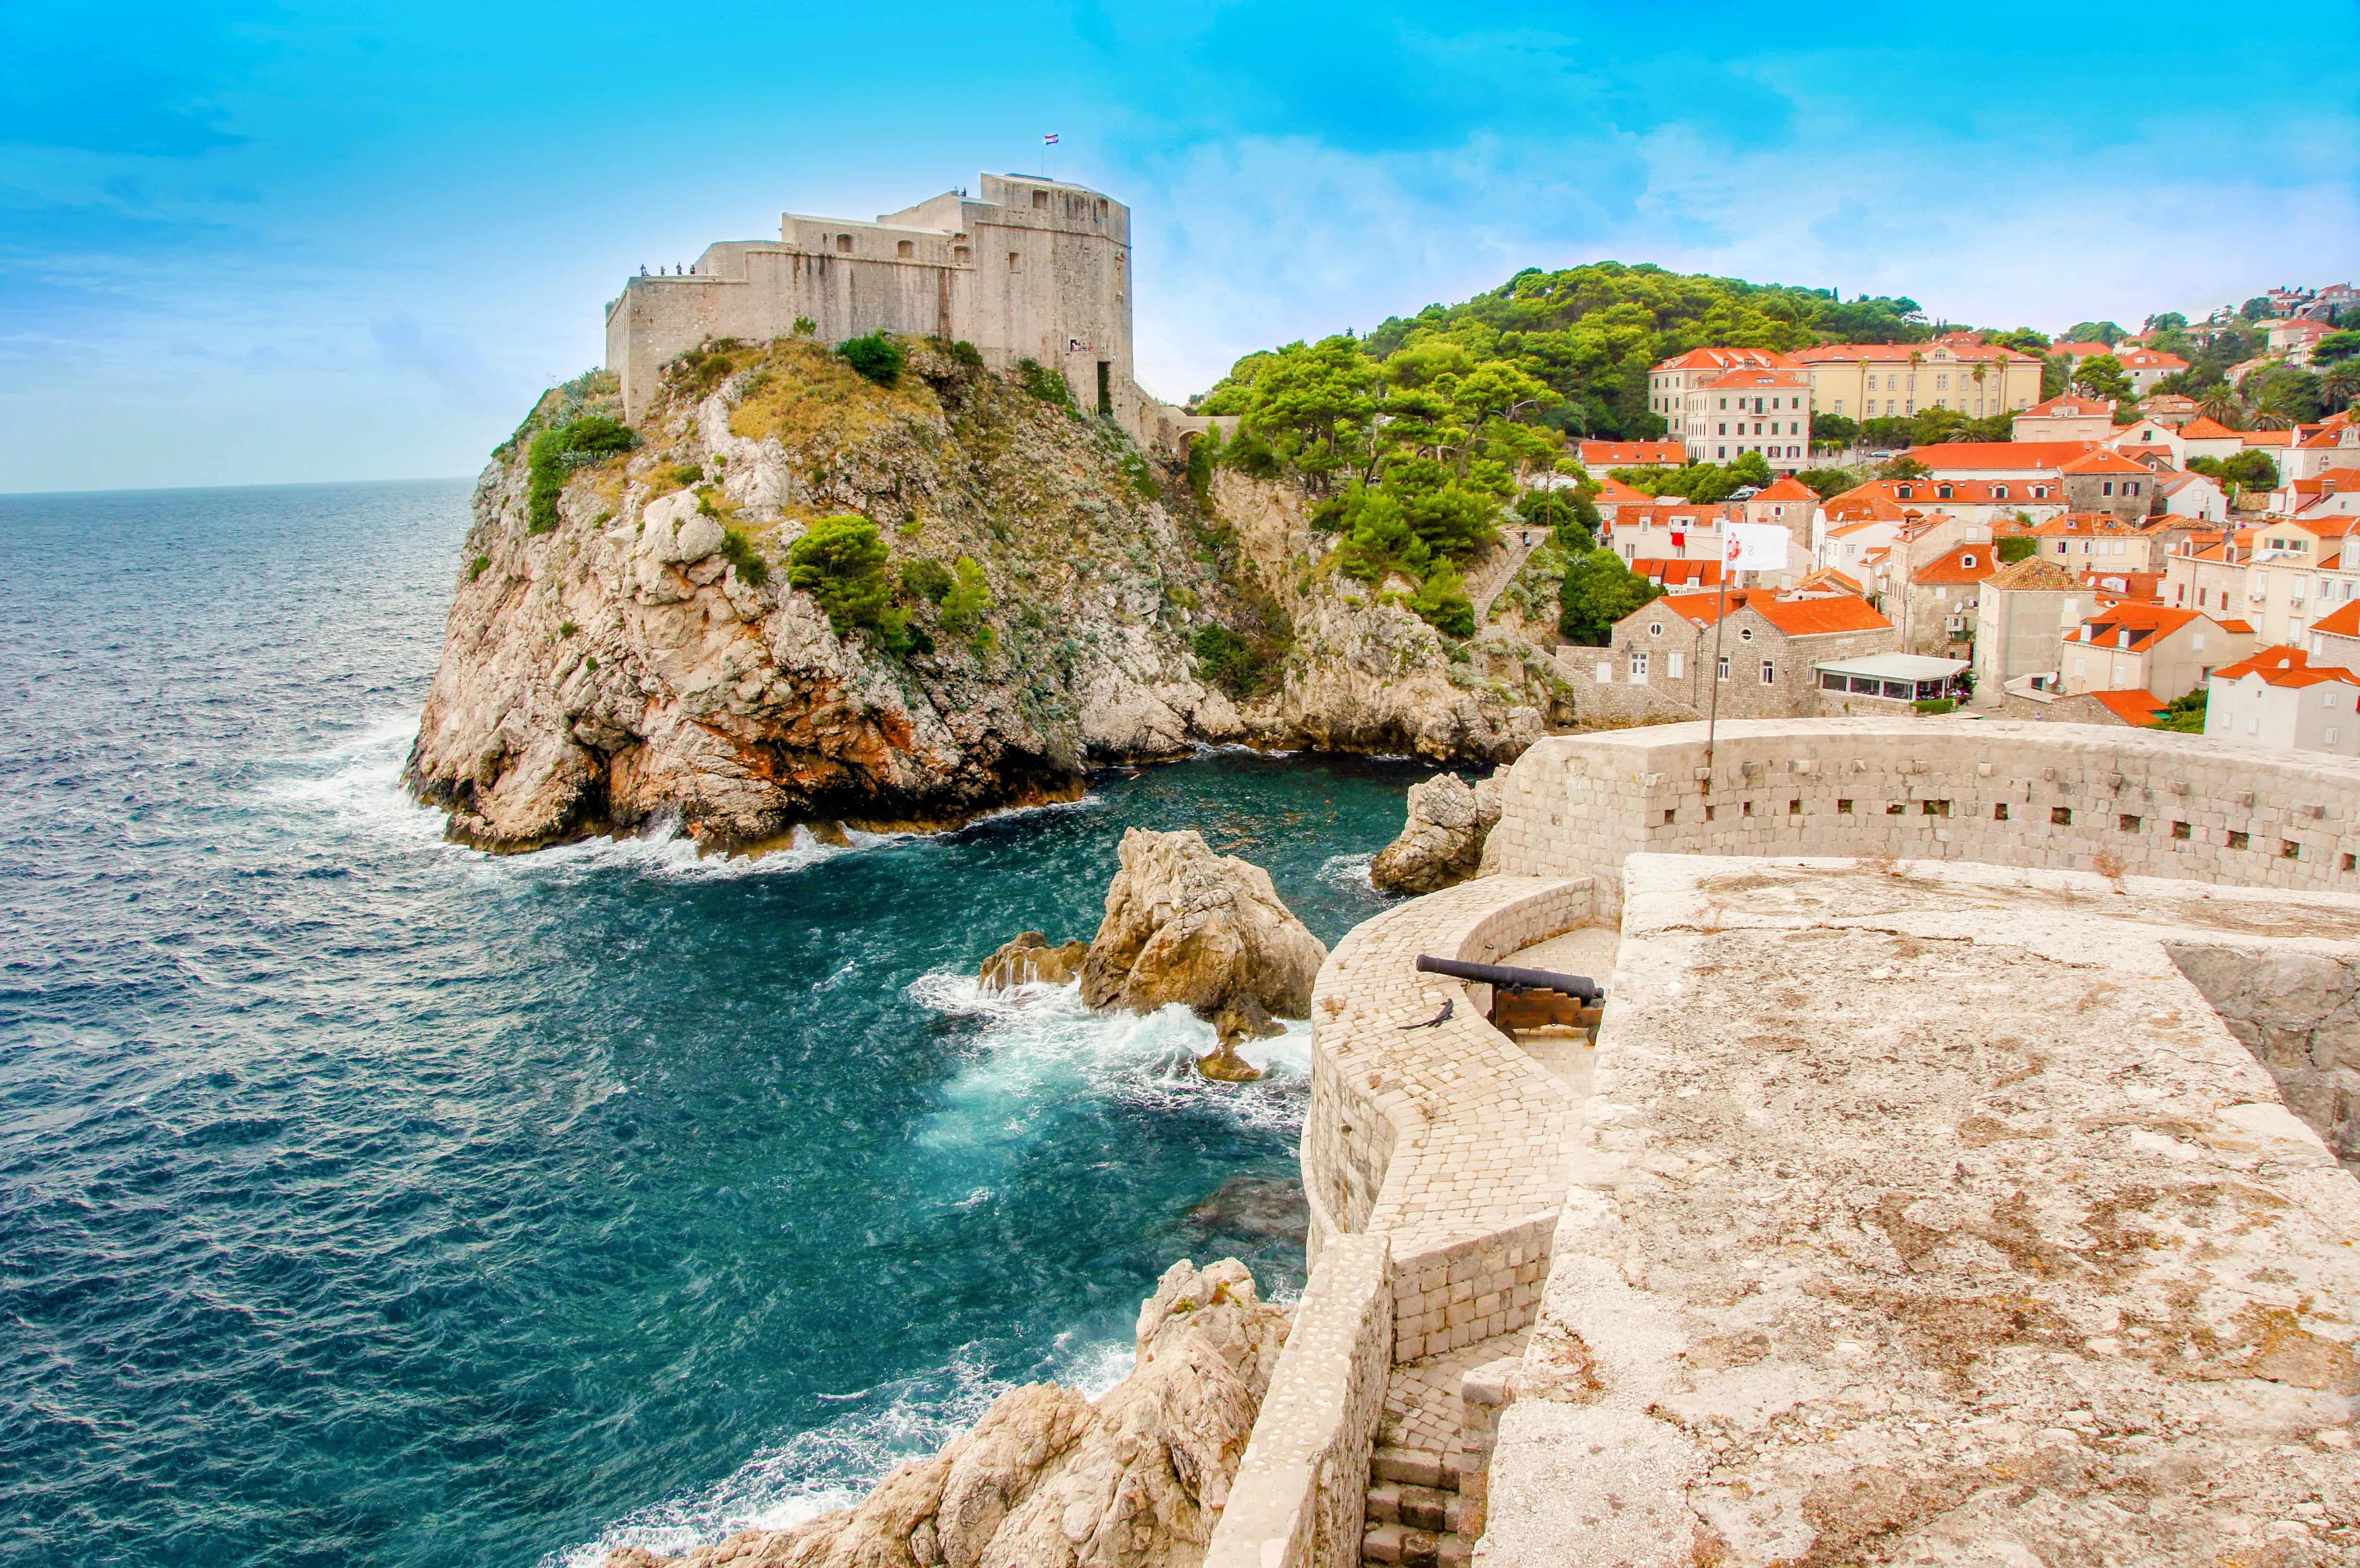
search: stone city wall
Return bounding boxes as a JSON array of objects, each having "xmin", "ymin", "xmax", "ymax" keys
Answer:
[
  {"xmin": 1202, "ymin": 1234, "xmax": 1393, "ymax": 1568},
  {"xmin": 1480, "ymin": 715, "xmax": 2360, "ymax": 918}
]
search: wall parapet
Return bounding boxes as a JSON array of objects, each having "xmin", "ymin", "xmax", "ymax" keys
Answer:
[
  {"xmin": 1480, "ymin": 715, "xmax": 2360, "ymax": 917},
  {"xmin": 1203, "ymin": 1234, "xmax": 1392, "ymax": 1568}
]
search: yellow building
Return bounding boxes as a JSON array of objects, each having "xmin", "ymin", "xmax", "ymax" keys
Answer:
[{"xmin": 1792, "ymin": 335, "xmax": 2046, "ymax": 423}]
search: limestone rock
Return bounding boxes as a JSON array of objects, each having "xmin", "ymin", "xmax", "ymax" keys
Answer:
[
  {"xmin": 979, "ymin": 932, "xmax": 1091, "ymax": 991},
  {"xmin": 1194, "ymin": 1042, "xmax": 1264, "ymax": 1082},
  {"xmin": 1079, "ymin": 829, "xmax": 1327, "ymax": 1021},
  {"xmin": 1368, "ymin": 768, "xmax": 1504, "ymax": 894},
  {"xmin": 606, "ymin": 1259, "xmax": 1290, "ymax": 1568}
]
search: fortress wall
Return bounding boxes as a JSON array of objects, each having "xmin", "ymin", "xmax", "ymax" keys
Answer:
[
  {"xmin": 1202, "ymin": 1234, "xmax": 1393, "ymax": 1568},
  {"xmin": 1483, "ymin": 716, "xmax": 2360, "ymax": 917},
  {"xmin": 1301, "ymin": 875, "xmax": 1592, "ymax": 1357}
]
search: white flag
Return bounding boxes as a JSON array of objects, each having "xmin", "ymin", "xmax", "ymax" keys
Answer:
[{"xmin": 1725, "ymin": 523, "xmax": 1791, "ymax": 572}]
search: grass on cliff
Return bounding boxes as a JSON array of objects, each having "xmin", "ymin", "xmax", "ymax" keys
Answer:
[{"xmin": 726, "ymin": 337, "xmax": 943, "ymax": 449}]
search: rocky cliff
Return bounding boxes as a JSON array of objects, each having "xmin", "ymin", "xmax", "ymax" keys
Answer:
[
  {"xmin": 606, "ymin": 1259, "xmax": 1290, "ymax": 1568},
  {"xmin": 407, "ymin": 339, "xmax": 1573, "ymax": 850}
]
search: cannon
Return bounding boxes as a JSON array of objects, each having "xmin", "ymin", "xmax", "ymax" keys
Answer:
[{"xmin": 1415, "ymin": 954, "xmax": 1603, "ymax": 1033}]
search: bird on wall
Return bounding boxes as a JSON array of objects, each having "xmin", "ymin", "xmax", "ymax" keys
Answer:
[{"xmin": 1401, "ymin": 998, "xmax": 1454, "ymax": 1030}]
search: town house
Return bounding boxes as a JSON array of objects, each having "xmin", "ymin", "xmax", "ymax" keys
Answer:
[
  {"xmin": 1605, "ymin": 591, "xmax": 1896, "ymax": 718},
  {"xmin": 1972, "ymin": 556, "xmax": 2086, "ymax": 699},
  {"xmin": 1790, "ymin": 337, "xmax": 2044, "ymax": 421},
  {"xmin": 2058, "ymin": 603, "xmax": 2253, "ymax": 701},
  {"xmin": 2204, "ymin": 648, "xmax": 2360, "ymax": 756}
]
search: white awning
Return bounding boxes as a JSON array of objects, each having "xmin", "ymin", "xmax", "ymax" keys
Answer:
[{"xmin": 1811, "ymin": 652, "xmax": 1970, "ymax": 681}]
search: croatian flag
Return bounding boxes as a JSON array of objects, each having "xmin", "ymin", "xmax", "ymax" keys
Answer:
[{"xmin": 1044, "ymin": 132, "xmax": 1059, "ymax": 145}]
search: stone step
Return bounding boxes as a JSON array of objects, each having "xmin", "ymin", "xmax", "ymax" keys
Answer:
[
  {"xmin": 1371, "ymin": 1444, "xmax": 1456, "ymax": 1491},
  {"xmin": 1366, "ymin": 1481, "xmax": 1454, "ymax": 1532},
  {"xmin": 1361, "ymin": 1521, "xmax": 1472, "ymax": 1566}
]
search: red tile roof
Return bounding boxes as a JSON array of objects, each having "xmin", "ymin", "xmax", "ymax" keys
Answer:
[
  {"xmin": 1651, "ymin": 347, "xmax": 1800, "ymax": 373},
  {"xmin": 1794, "ymin": 342, "xmax": 2040, "ymax": 365},
  {"xmin": 2175, "ymin": 416, "xmax": 2239, "ymax": 440},
  {"xmin": 2089, "ymin": 689, "xmax": 2168, "ymax": 725},
  {"xmin": 2059, "ymin": 447, "xmax": 2153, "ymax": 476},
  {"xmin": 1906, "ymin": 441, "xmax": 2102, "ymax": 470},
  {"xmin": 2309, "ymin": 600, "xmax": 2360, "ymax": 638},
  {"xmin": 1582, "ymin": 441, "xmax": 1688, "ymax": 467},
  {"xmin": 1912, "ymin": 546, "xmax": 2000, "ymax": 585},
  {"xmin": 1639, "ymin": 589, "xmax": 1890, "ymax": 636},
  {"xmin": 1751, "ymin": 475, "xmax": 1819, "ymax": 503},
  {"xmin": 1592, "ymin": 477, "xmax": 1655, "ymax": 507},
  {"xmin": 2072, "ymin": 602, "xmax": 2203, "ymax": 651},
  {"xmin": 2214, "ymin": 647, "xmax": 2360, "ymax": 689},
  {"xmin": 2115, "ymin": 349, "xmax": 2189, "ymax": 369},
  {"xmin": 2023, "ymin": 395, "xmax": 2114, "ymax": 418},
  {"xmin": 1700, "ymin": 368, "xmax": 1810, "ymax": 390}
]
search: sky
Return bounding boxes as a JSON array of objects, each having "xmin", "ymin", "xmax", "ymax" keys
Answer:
[{"xmin": 3, "ymin": 0, "xmax": 2355, "ymax": 493}]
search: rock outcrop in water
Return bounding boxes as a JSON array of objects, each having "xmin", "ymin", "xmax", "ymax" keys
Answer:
[
  {"xmin": 604, "ymin": 1259, "xmax": 1289, "ymax": 1568},
  {"xmin": 407, "ymin": 344, "xmax": 1573, "ymax": 850},
  {"xmin": 978, "ymin": 931, "xmax": 1091, "ymax": 991},
  {"xmin": 1080, "ymin": 829, "xmax": 1326, "ymax": 1025},
  {"xmin": 1368, "ymin": 768, "xmax": 1503, "ymax": 894}
]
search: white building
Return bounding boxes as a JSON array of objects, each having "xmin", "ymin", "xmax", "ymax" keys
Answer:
[{"xmin": 2204, "ymin": 647, "xmax": 2360, "ymax": 755}]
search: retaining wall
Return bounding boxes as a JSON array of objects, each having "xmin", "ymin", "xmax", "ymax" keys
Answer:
[{"xmin": 1481, "ymin": 715, "xmax": 2360, "ymax": 918}]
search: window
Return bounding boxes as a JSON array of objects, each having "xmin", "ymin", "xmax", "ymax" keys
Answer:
[
  {"xmin": 836, "ymin": 233, "xmax": 854, "ymax": 253},
  {"xmin": 897, "ymin": 239, "xmax": 914, "ymax": 258},
  {"xmin": 1718, "ymin": 655, "xmax": 1731, "ymax": 680},
  {"xmin": 1961, "ymin": 554, "xmax": 1976, "ymax": 568},
  {"xmin": 954, "ymin": 245, "xmax": 970, "ymax": 263},
  {"xmin": 2119, "ymin": 814, "xmax": 2141, "ymax": 832},
  {"xmin": 2172, "ymin": 821, "xmax": 2191, "ymax": 839},
  {"xmin": 2052, "ymin": 807, "xmax": 2073, "ymax": 826},
  {"xmin": 1032, "ymin": 189, "xmax": 1049, "ymax": 209},
  {"xmin": 1994, "ymin": 803, "xmax": 2010, "ymax": 821},
  {"xmin": 2283, "ymin": 840, "xmax": 2302, "ymax": 860},
  {"xmin": 1739, "ymin": 626, "xmax": 1755, "ymax": 642},
  {"xmin": 1630, "ymin": 651, "xmax": 1649, "ymax": 677},
  {"xmin": 1922, "ymin": 799, "xmax": 1951, "ymax": 817},
  {"xmin": 2228, "ymin": 829, "xmax": 2249, "ymax": 849},
  {"xmin": 2329, "ymin": 727, "xmax": 2341, "ymax": 744},
  {"xmin": 1760, "ymin": 659, "xmax": 1776, "ymax": 684},
  {"xmin": 1669, "ymin": 652, "xmax": 1684, "ymax": 677},
  {"xmin": 1008, "ymin": 251, "xmax": 1021, "ymax": 270},
  {"xmin": 1648, "ymin": 622, "xmax": 1664, "ymax": 637}
]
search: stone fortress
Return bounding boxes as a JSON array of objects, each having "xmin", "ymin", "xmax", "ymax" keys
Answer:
[
  {"xmin": 604, "ymin": 173, "xmax": 1201, "ymax": 445},
  {"xmin": 1206, "ymin": 718, "xmax": 2360, "ymax": 1568}
]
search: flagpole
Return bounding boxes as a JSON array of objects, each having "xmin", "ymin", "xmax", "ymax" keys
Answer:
[{"xmin": 1708, "ymin": 529, "xmax": 1732, "ymax": 777}]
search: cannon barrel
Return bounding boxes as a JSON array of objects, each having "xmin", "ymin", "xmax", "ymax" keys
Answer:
[{"xmin": 1415, "ymin": 955, "xmax": 1601, "ymax": 1002}]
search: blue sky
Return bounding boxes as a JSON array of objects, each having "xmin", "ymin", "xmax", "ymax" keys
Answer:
[{"xmin": 4, "ymin": 0, "xmax": 2355, "ymax": 492}]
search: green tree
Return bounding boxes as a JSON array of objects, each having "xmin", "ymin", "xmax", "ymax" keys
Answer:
[
  {"xmin": 2244, "ymin": 365, "xmax": 2325, "ymax": 427},
  {"xmin": 1808, "ymin": 411, "xmax": 1858, "ymax": 450},
  {"xmin": 939, "ymin": 556, "xmax": 993, "ymax": 637},
  {"xmin": 2240, "ymin": 297, "xmax": 2277, "ymax": 321},
  {"xmin": 1877, "ymin": 455, "xmax": 1932, "ymax": 480},
  {"xmin": 1192, "ymin": 624, "xmax": 1262, "ymax": 699},
  {"xmin": 788, "ymin": 515, "xmax": 895, "ymax": 638},
  {"xmin": 2153, "ymin": 689, "xmax": 2206, "ymax": 733},
  {"xmin": 2072, "ymin": 353, "xmax": 2132, "ymax": 402},
  {"xmin": 1996, "ymin": 534, "xmax": 2039, "ymax": 564},
  {"xmin": 2313, "ymin": 330, "xmax": 2360, "ymax": 365},
  {"xmin": 526, "ymin": 415, "xmax": 639, "ymax": 534},
  {"xmin": 2321, "ymin": 361, "xmax": 2359, "ymax": 414},
  {"xmin": 1559, "ymin": 547, "xmax": 1661, "ymax": 646},
  {"xmin": 1408, "ymin": 560, "xmax": 1476, "ymax": 637},
  {"xmin": 2063, "ymin": 321, "xmax": 2126, "ymax": 345},
  {"xmin": 1796, "ymin": 466, "xmax": 1863, "ymax": 499}
]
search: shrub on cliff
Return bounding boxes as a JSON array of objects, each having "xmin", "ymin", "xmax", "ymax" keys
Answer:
[
  {"xmin": 940, "ymin": 557, "xmax": 992, "ymax": 640},
  {"xmin": 900, "ymin": 558, "xmax": 954, "ymax": 604},
  {"xmin": 788, "ymin": 515, "xmax": 900, "ymax": 641},
  {"xmin": 1409, "ymin": 560, "xmax": 1475, "ymax": 638},
  {"xmin": 720, "ymin": 528, "xmax": 770, "ymax": 588},
  {"xmin": 1193, "ymin": 624, "xmax": 1263, "ymax": 700},
  {"xmin": 838, "ymin": 331, "xmax": 906, "ymax": 387},
  {"xmin": 1559, "ymin": 546, "xmax": 1660, "ymax": 646},
  {"xmin": 526, "ymin": 416, "xmax": 638, "ymax": 534},
  {"xmin": 1016, "ymin": 357, "xmax": 1072, "ymax": 408}
]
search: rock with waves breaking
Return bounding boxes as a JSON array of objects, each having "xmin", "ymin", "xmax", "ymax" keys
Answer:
[
  {"xmin": 1079, "ymin": 829, "xmax": 1324, "ymax": 1081},
  {"xmin": 604, "ymin": 1258, "xmax": 1289, "ymax": 1568},
  {"xmin": 405, "ymin": 343, "xmax": 1572, "ymax": 852},
  {"xmin": 1369, "ymin": 768, "xmax": 1503, "ymax": 894},
  {"xmin": 978, "ymin": 931, "xmax": 1091, "ymax": 991}
]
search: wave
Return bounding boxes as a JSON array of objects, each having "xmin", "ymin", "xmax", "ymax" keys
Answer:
[
  {"xmin": 552, "ymin": 1333, "xmax": 1135, "ymax": 1568},
  {"xmin": 905, "ymin": 971, "xmax": 1311, "ymax": 1153},
  {"xmin": 258, "ymin": 713, "xmax": 1105, "ymax": 881},
  {"xmin": 1317, "ymin": 851, "xmax": 1376, "ymax": 893}
]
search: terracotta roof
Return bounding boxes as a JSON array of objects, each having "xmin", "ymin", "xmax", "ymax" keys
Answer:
[
  {"xmin": 2309, "ymin": 600, "xmax": 2360, "ymax": 638},
  {"xmin": 1592, "ymin": 477, "xmax": 1655, "ymax": 507},
  {"xmin": 2243, "ymin": 430, "xmax": 2293, "ymax": 447},
  {"xmin": 2032, "ymin": 511, "xmax": 2141, "ymax": 536},
  {"xmin": 1700, "ymin": 368, "xmax": 1810, "ymax": 390},
  {"xmin": 2089, "ymin": 689, "xmax": 2168, "ymax": 725},
  {"xmin": 2072, "ymin": 602, "xmax": 2201, "ymax": 651},
  {"xmin": 2023, "ymin": 395, "xmax": 2114, "ymax": 418},
  {"xmin": 1751, "ymin": 476, "xmax": 1819, "ymax": 503},
  {"xmin": 1797, "ymin": 567, "xmax": 1864, "ymax": 594},
  {"xmin": 2176, "ymin": 416, "xmax": 2239, "ymax": 440},
  {"xmin": 1794, "ymin": 342, "xmax": 2040, "ymax": 365},
  {"xmin": 1913, "ymin": 546, "xmax": 1999, "ymax": 585},
  {"xmin": 2213, "ymin": 646, "xmax": 2360, "ymax": 689},
  {"xmin": 2115, "ymin": 349, "xmax": 2189, "ymax": 369},
  {"xmin": 1828, "ymin": 516, "xmax": 1898, "ymax": 538},
  {"xmin": 1652, "ymin": 347, "xmax": 1800, "ymax": 373},
  {"xmin": 1640, "ymin": 559, "xmax": 1726, "ymax": 588},
  {"xmin": 2059, "ymin": 447, "xmax": 2153, "ymax": 476},
  {"xmin": 2078, "ymin": 569, "xmax": 2164, "ymax": 601},
  {"xmin": 1745, "ymin": 594, "xmax": 1892, "ymax": 637},
  {"xmin": 1905, "ymin": 441, "xmax": 2102, "ymax": 470},
  {"xmin": 1980, "ymin": 556, "xmax": 2082, "ymax": 591},
  {"xmin": 1582, "ymin": 441, "xmax": 1688, "ymax": 466}
]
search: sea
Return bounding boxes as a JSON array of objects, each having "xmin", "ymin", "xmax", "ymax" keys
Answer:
[{"xmin": 0, "ymin": 479, "xmax": 1434, "ymax": 1568}]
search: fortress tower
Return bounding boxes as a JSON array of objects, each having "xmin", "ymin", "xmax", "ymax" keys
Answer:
[{"xmin": 606, "ymin": 174, "xmax": 1166, "ymax": 438}]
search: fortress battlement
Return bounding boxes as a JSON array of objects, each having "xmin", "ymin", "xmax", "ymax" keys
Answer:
[{"xmin": 606, "ymin": 173, "xmax": 1171, "ymax": 437}]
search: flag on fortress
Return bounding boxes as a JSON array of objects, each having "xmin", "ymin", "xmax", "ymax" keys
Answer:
[{"xmin": 1044, "ymin": 133, "xmax": 1059, "ymax": 145}]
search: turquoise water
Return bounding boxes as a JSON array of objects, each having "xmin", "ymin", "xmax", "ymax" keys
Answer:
[{"xmin": 0, "ymin": 480, "xmax": 1431, "ymax": 1568}]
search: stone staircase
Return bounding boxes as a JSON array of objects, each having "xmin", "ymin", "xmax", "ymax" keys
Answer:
[{"xmin": 1359, "ymin": 1330, "xmax": 1525, "ymax": 1566}]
